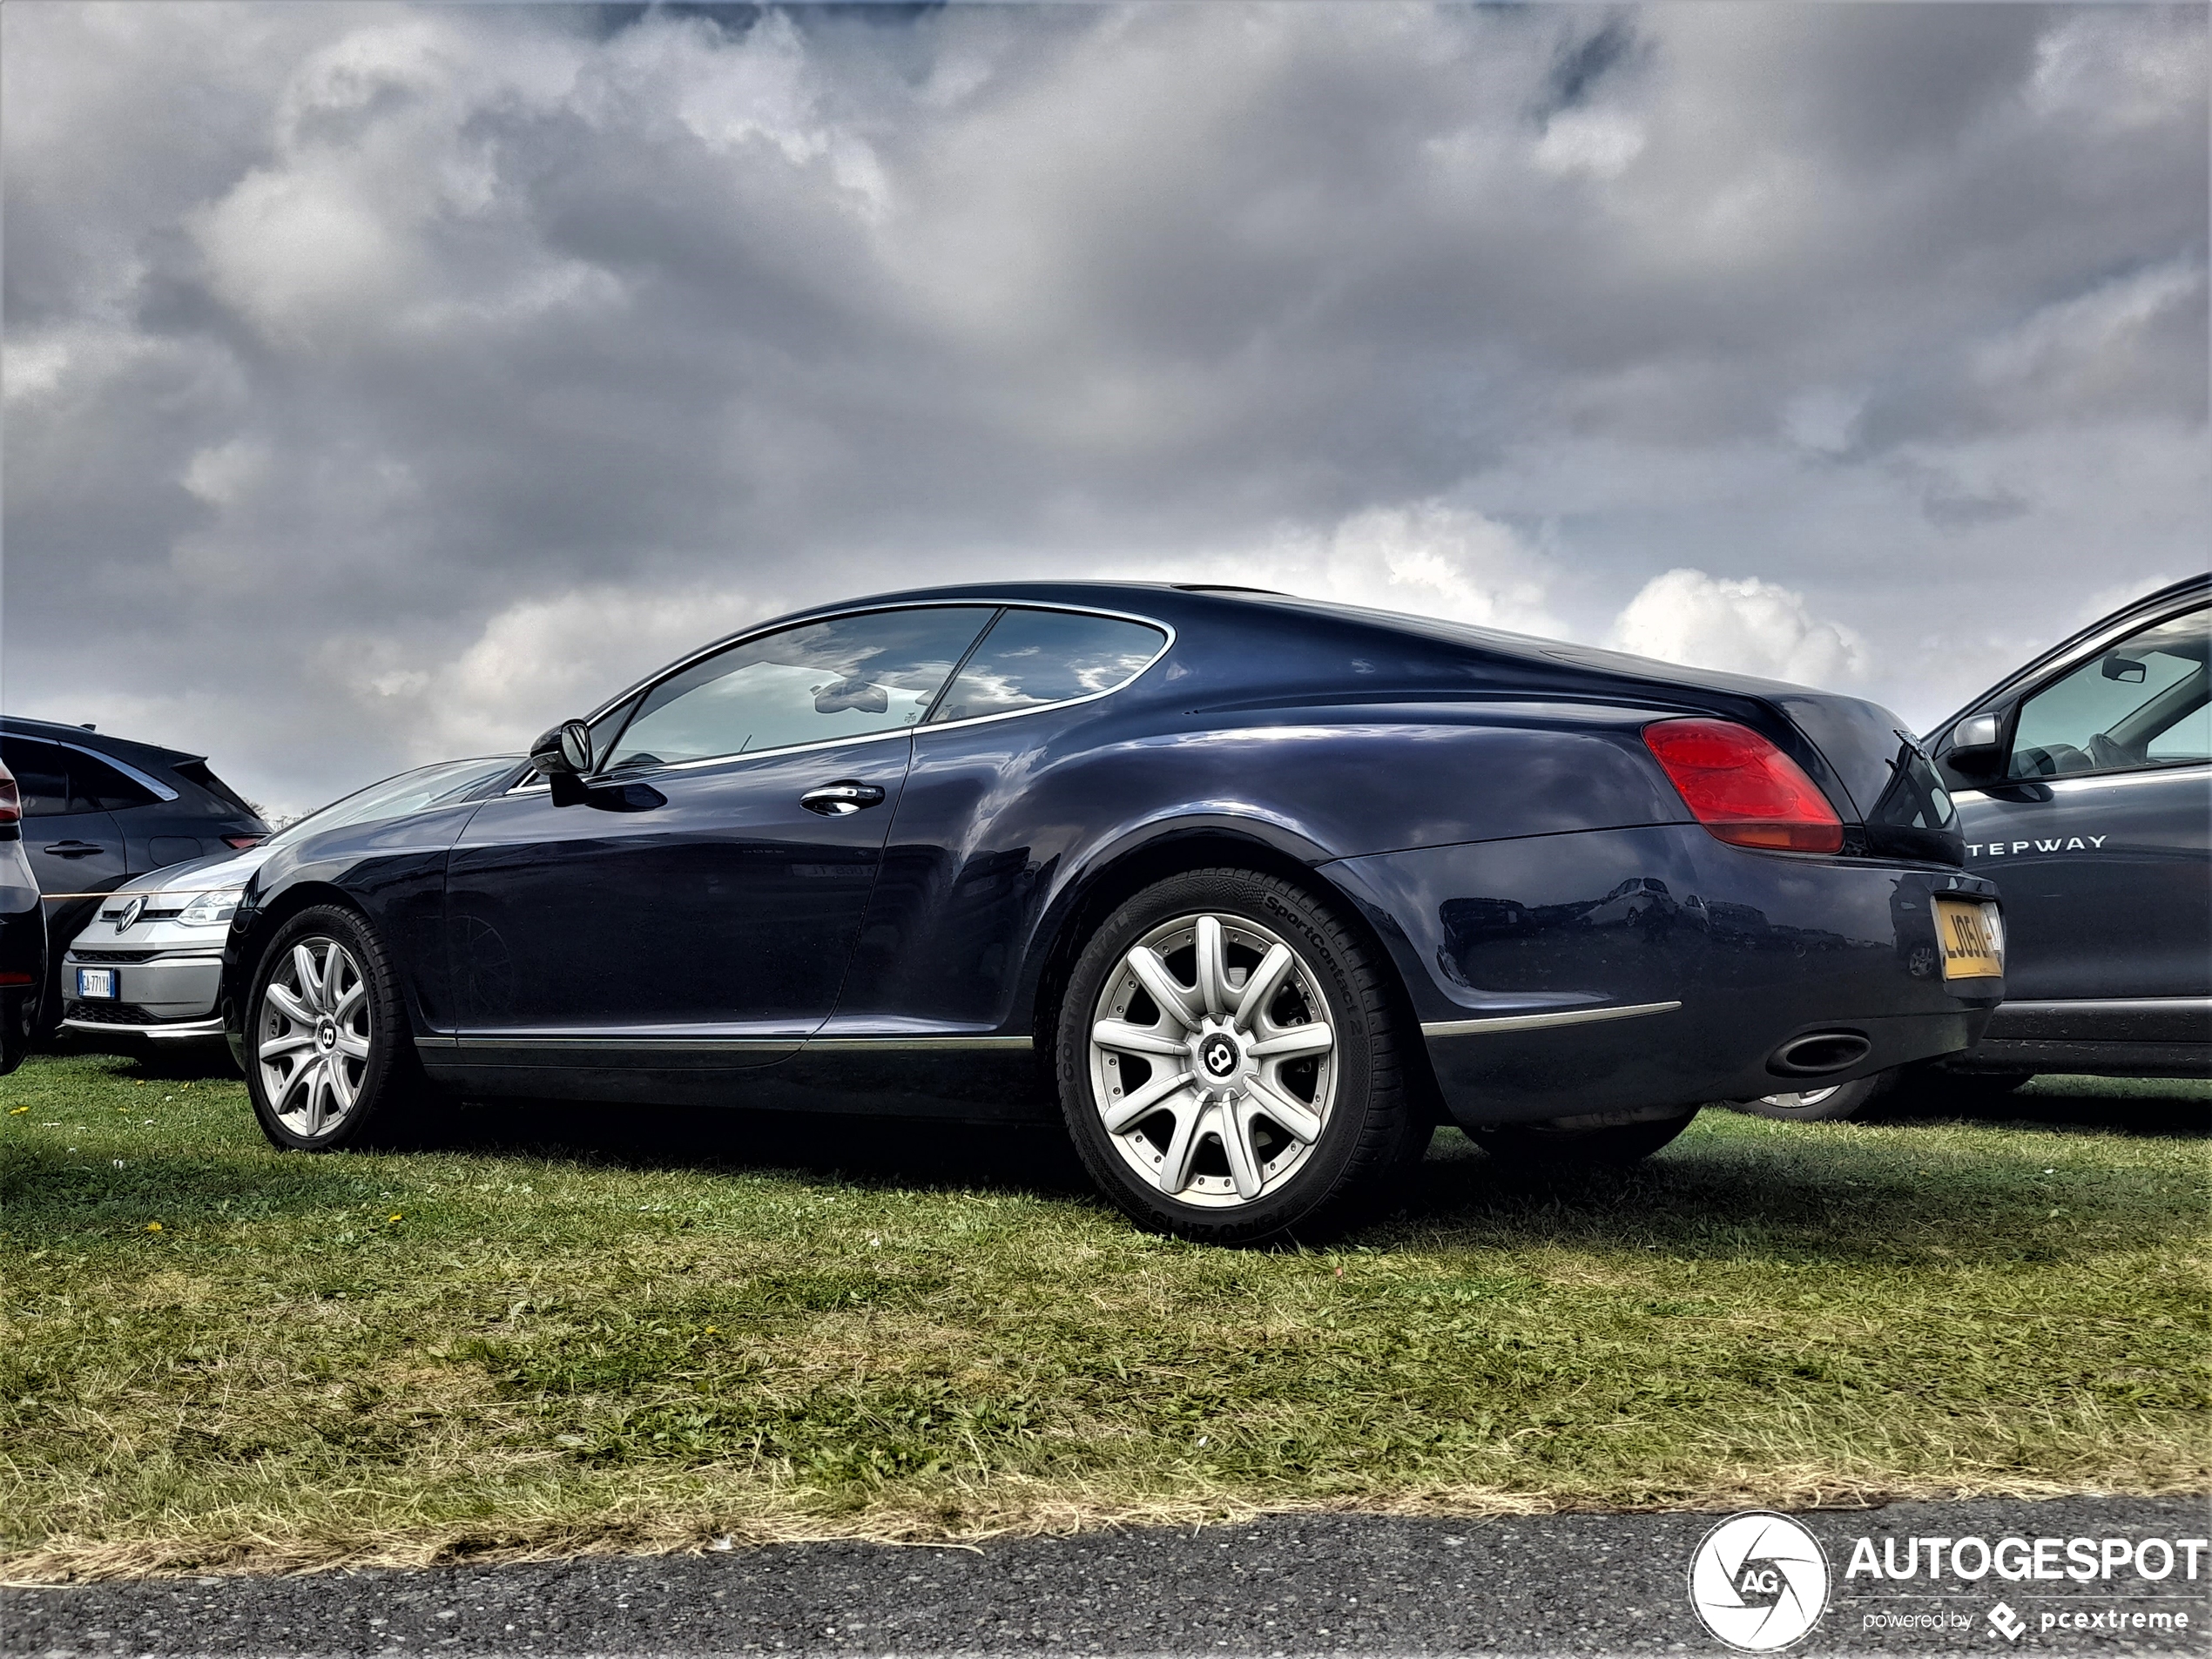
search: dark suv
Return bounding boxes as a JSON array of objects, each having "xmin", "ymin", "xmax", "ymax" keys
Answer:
[
  {"xmin": 1738, "ymin": 575, "xmax": 2208, "ymax": 1119},
  {"xmin": 0, "ymin": 717, "xmax": 268, "ymax": 1031}
]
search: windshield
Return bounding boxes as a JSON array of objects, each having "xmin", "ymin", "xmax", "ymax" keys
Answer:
[{"xmin": 268, "ymin": 757, "xmax": 516, "ymax": 848}]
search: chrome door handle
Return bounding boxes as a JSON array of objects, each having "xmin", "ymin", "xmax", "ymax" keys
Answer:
[
  {"xmin": 800, "ymin": 781, "xmax": 887, "ymax": 817},
  {"xmin": 43, "ymin": 841, "xmax": 104, "ymax": 858}
]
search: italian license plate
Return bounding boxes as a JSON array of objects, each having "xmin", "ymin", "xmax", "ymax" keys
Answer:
[
  {"xmin": 76, "ymin": 967, "xmax": 118, "ymax": 1000},
  {"xmin": 1934, "ymin": 897, "xmax": 2003, "ymax": 981}
]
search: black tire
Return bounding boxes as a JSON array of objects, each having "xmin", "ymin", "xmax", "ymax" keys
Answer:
[
  {"xmin": 1055, "ymin": 867, "xmax": 1420, "ymax": 1244},
  {"xmin": 1908, "ymin": 1066, "xmax": 2035, "ymax": 1102},
  {"xmin": 0, "ymin": 989, "xmax": 31, "ymax": 1076},
  {"xmin": 243, "ymin": 905, "xmax": 435, "ymax": 1151},
  {"xmin": 1726, "ymin": 1070, "xmax": 1898, "ymax": 1123},
  {"xmin": 1471, "ymin": 1109, "xmax": 1699, "ymax": 1166}
]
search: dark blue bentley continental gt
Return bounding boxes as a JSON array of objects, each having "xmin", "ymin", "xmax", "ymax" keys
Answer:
[{"xmin": 223, "ymin": 583, "xmax": 2004, "ymax": 1240}]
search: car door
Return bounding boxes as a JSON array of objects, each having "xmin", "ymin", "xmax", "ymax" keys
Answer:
[
  {"xmin": 443, "ymin": 605, "xmax": 997, "ymax": 1074},
  {"xmin": 1952, "ymin": 603, "xmax": 2209, "ymax": 1003},
  {"xmin": 0, "ymin": 736, "xmax": 128, "ymax": 906}
]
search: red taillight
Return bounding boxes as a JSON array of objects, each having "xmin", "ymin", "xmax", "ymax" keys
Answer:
[
  {"xmin": 1642, "ymin": 718, "xmax": 1844, "ymax": 854},
  {"xmin": 0, "ymin": 761, "xmax": 17, "ymax": 827},
  {"xmin": 222, "ymin": 834, "xmax": 264, "ymax": 850},
  {"xmin": 0, "ymin": 971, "xmax": 30, "ymax": 986}
]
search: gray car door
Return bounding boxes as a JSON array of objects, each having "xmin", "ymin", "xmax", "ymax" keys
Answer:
[
  {"xmin": 0, "ymin": 736, "xmax": 128, "ymax": 903},
  {"xmin": 1953, "ymin": 604, "xmax": 2209, "ymax": 1005}
]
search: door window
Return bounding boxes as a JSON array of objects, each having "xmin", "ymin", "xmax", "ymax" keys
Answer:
[
  {"xmin": 63, "ymin": 752, "xmax": 159, "ymax": 813},
  {"xmin": 927, "ymin": 609, "xmax": 1169, "ymax": 725},
  {"xmin": 0, "ymin": 739, "xmax": 71, "ymax": 816},
  {"xmin": 604, "ymin": 607, "xmax": 995, "ymax": 772},
  {"xmin": 2009, "ymin": 606, "xmax": 2210, "ymax": 779}
]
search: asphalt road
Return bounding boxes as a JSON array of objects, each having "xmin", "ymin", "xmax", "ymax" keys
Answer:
[{"xmin": 7, "ymin": 1496, "xmax": 2209, "ymax": 1657}]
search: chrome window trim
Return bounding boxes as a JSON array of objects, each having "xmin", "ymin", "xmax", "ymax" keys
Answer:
[
  {"xmin": 1959, "ymin": 759, "xmax": 2212, "ymax": 799},
  {"xmin": 505, "ymin": 598, "xmax": 1175, "ymax": 794},
  {"xmin": 9, "ymin": 736, "xmax": 183, "ymax": 804}
]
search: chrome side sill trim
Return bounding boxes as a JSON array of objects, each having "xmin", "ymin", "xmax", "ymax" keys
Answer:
[
  {"xmin": 1421, "ymin": 1000, "xmax": 1682, "ymax": 1039},
  {"xmin": 451, "ymin": 1035, "xmax": 799, "ymax": 1054},
  {"xmin": 448, "ymin": 1034, "xmax": 1037, "ymax": 1054},
  {"xmin": 1993, "ymin": 997, "xmax": 2211, "ymax": 1015},
  {"xmin": 805, "ymin": 1035, "xmax": 1035, "ymax": 1051}
]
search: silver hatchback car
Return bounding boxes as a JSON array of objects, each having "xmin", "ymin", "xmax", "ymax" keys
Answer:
[{"xmin": 63, "ymin": 756, "xmax": 518, "ymax": 1045}]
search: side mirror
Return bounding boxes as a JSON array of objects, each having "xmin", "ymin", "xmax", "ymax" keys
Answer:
[
  {"xmin": 529, "ymin": 719, "xmax": 595, "ymax": 806},
  {"xmin": 1943, "ymin": 711, "xmax": 2006, "ymax": 777},
  {"xmin": 2101, "ymin": 654, "xmax": 2148, "ymax": 684}
]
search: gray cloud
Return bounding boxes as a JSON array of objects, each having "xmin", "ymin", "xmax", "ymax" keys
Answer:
[{"xmin": 4, "ymin": 2, "xmax": 2204, "ymax": 815}]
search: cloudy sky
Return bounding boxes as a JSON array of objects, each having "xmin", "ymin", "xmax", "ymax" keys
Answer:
[{"xmin": 4, "ymin": 2, "xmax": 2205, "ymax": 818}]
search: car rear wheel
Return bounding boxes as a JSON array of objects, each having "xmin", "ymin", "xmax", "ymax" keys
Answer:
[
  {"xmin": 1727, "ymin": 1071, "xmax": 1897, "ymax": 1123},
  {"xmin": 1056, "ymin": 867, "xmax": 1419, "ymax": 1244},
  {"xmin": 245, "ymin": 906, "xmax": 429, "ymax": 1150}
]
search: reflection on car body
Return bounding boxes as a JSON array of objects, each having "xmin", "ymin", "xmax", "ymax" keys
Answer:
[{"xmin": 61, "ymin": 757, "xmax": 519, "ymax": 1046}]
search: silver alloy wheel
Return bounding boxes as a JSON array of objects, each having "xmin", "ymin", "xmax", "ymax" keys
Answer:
[
  {"xmin": 256, "ymin": 936, "xmax": 372, "ymax": 1140},
  {"xmin": 1087, "ymin": 912, "xmax": 1338, "ymax": 1208},
  {"xmin": 1757, "ymin": 1087, "xmax": 1841, "ymax": 1109}
]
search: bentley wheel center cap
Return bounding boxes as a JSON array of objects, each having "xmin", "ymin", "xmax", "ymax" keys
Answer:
[
  {"xmin": 316, "ymin": 1021, "xmax": 338, "ymax": 1052},
  {"xmin": 1191, "ymin": 1019, "xmax": 1251, "ymax": 1094}
]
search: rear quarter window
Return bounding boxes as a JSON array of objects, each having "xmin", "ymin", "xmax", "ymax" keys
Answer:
[{"xmin": 928, "ymin": 610, "xmax": 1168, "ymax": 725}]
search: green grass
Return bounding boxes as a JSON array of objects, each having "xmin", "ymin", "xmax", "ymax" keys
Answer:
[{"xmin": 2, "ymin": 1049, "xmax": 2205, "ymax": 1581}]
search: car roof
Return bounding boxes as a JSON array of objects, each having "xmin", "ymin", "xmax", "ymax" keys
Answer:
[
  {"xmin": 0, "ymin": 714, "xmax": 204, "ymax": 770},
  {"xmin": 704, "ymin": 579, "xmax": 1830, "ymax": 705}
]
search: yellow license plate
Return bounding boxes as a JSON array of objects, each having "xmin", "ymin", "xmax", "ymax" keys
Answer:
[{"xmin": 1935, "ymin": 897, "xmax": 2003, "ymax": 981}]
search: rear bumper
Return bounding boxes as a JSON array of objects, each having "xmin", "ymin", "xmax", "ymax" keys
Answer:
[{"xmin": 1326, "ymin": 824, "xmax": 2002, "ymax": 1130}]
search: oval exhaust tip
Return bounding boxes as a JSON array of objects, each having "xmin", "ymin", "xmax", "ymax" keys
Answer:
[{"xmin": 1768, "ymin": 1031, "xmax": 1872, "ymax": 1078}]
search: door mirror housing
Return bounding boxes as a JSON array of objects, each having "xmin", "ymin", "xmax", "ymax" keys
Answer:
[
  {"xmin": 529, "ymin": 719, "xmax": 596, "ymax": 806},
  {"xmin": 1944, "ymin": 711, "xmax": 2006, "ymax": 777}
]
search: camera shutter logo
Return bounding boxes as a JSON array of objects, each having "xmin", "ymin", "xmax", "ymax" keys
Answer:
[{"xmin": 1688, "ymin": 1512, "xmax": 1831, "ymax": 1651}]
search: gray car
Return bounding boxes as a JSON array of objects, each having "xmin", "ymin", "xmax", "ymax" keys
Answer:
[
  {"xmin": 1736, "ymin": 574, "xmax": 2209, "ymax": 1120},
  {"xmin": 62, "ymin": 756, "xmax": 519, "ymax": 1046}
]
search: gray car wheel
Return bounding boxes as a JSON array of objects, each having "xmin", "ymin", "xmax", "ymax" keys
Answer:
[
  {"xmin": 246, "ymin": 906, "xmax": 429, "ymax": 1150},
  {"xmin": 1056, "ymin": 867, "xmax": 1421, "ymax": 1244}
]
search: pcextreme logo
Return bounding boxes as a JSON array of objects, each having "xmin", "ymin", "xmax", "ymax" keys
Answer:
[{"xmin": 1689, "ymin": 1512, "xmax": 1831, "ymax": 1651}]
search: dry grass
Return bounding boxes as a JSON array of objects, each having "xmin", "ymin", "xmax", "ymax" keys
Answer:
[{"xmin": 3, "ymin": 1050, "xmax": 2206, "ymax": 1582}]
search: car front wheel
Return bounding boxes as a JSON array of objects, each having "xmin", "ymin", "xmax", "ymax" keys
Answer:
[
  {"xmin": 245, "ymin": 906, "xmax": 429, "ymax": 1150},
  {"xmin": 1056, "ymin": 867, "xmax": 1420, "ymax": 1244}
]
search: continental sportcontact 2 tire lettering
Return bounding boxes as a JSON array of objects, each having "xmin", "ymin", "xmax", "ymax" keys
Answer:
[
  {"xmin": 1055, "ymin": 867, "xmax": 1421, "ymax": 1244},
  {"xmin": 245, "ymin": 905, "xmax": 434, "ymax": 1151}
]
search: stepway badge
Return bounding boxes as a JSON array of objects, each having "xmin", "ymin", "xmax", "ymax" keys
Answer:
[{"xmin": 1689, "ymin": 1512, "xmax": 1831, "ymax": 1651}]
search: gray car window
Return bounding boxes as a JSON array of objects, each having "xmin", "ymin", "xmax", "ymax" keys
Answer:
[
  {"xmin": 64, "ymin": 752, "xmax": 159, "ymax": 813},
  {"xmin": 2010, "ymin": 606, "xmax": 2210, "ymax": 779},
  {"xmin": 604, "ymin": 607, "xmax": 995, "ymax": 772},
  {"xmin": 0, "ymin": 738, "xmax": 71, "ymax": 817},
  {"xmin": 927, "ymin": 610, "xmax": 1168, "ymax": 725}
]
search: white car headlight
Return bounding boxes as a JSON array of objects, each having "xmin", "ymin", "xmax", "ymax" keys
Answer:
[{"xmin": 177, "ymin": 888, "xmax": 244, "ymax": 927}]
